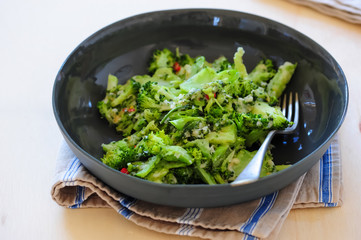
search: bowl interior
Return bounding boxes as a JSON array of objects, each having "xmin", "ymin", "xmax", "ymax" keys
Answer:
[{"xmin": 53, "ymin": 9, "xmax": 348, "ymax": 207}]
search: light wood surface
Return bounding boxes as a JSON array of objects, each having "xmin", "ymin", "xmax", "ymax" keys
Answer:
[{"xmin": 1, "ymin": 0, "xmax": 360, "ymax": 239}]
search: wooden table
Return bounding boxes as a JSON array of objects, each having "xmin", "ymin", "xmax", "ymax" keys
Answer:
[{"xmin": 1, "ymin": 0, "xmax": 360, "ymax": 239}]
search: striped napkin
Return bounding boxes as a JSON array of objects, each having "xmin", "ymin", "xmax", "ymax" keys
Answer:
[
  {"xmin": 286, "ymin": 0, "xmax": 361, "ymax": 24},
  {"xmin": 51, "ymin": 137, "xmax": 342, "ymax": 240}
]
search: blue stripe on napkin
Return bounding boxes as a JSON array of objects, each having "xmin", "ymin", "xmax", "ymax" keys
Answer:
[
  {"xmin": 176, "ymin": 208, "xmax": 203, "ymax": 235},
  {"xmin": 240, "ymin": 192, "xmax": 278, "ymax": 237},
  {"xmin": 118, "ymin": 207, "xmax": 134, "ymax": 219},
  {"xmin": 319, "ymin": 147, "xmax": 338, "ymax": 207},
  {"xmin": 118, "ymin": 196, "xmax": 137, "ymax": 219},
  {"xmin": 177, "ymin": 224, "xmax": 194, "ymax": 236},
  {"xmin": 63, "ymin": 157, "xmax": 82, "ymax": 186},
  {"xmin": 69, "ymin": 186, "xmax": 85, "ymax": 209}
]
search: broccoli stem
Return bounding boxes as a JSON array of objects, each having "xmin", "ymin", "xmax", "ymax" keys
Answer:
[
  {"xmin": 135, "ymin": 155, "xmax": 161, "ymax": 178},
  {"xmin": 107, "ymin": 74, "xmax": 118, "ymax": 91},
  {"xmin": 195, "ymin": 166, "xmax": 217, "ymax": 185},
  {"xmin": 159, "ymin": 106, "xmax": 186, "ymax": 125}
]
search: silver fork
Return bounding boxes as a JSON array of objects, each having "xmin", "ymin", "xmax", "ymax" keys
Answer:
[{"xmin": 231, "ymin": 92, "xmax": 299, "ymax": 186}]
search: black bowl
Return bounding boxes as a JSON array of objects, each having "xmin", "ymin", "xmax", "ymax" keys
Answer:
[{"xmin": 52, "ymin": 9, "xmax": 348, "ymax": 207}]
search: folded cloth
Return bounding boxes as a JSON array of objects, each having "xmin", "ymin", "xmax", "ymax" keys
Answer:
[
  {"xmin": 286, "ymin": 0, "xmax": 361, "ymax": 24},
  {"xmin": 51, "ymin": 137, "xmax": 342, "ymax": 240}
]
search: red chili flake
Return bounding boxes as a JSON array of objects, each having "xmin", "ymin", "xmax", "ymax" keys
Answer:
[
  {"xmin": 134, "ymin": 145, "xmax": 137, "ymax": 148},
  {"xmin": 205, "ymin": 94, "xmax": 209, "ymax": 100},
  {"xmin": 120, "ymin": 168, "xmax": 129, "ymax": 174},
  {"xmin": 173, "ymin": 62, "xmax": 181, "ymax": 73},
  {"xmin": 214, "ymin": 92, "xmax": 217, "ymax": 98},
  {"xmin": 128, "ymin": 107, "xmax": 135, "ymax": 112}
]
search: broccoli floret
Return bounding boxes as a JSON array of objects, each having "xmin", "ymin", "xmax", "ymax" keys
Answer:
[
  {"xmin": 143, "ymin": 159, "xmax": 191, "ymax": 183},
  {"xmin": 212, "ymin": 56, "xmax": 232, "ymax": 72},
  {"xmin": 152, "ymin": 68, "xmax": 183, "ymax": 86},
  {"xmin": 179, "ymin": 67, "xmax": 217, "ymax": 92},
  {"xmin": 97, "ymin": 75, "xmax": 141, "ymax": 131},
  {"xmin": 132, "ymin": 116, "xmax": 147, "ymax": 132},
  {"xmin": 175, "ymin": 48, "xmax": 195, "ymax": 66},
  {"xmin": 184, "ymin": 139, "xmax": 212, "ymax": 159},
  {"xmin": 237, "ymin": 80, "xmax": 258, "ymax": 98},
  {"xmin": 135, "ymin": 131, "xmax": 193, "ymax": 165},
  {"xmin": 177, "ymin": 55, "xmax": 210, "ymax": 80},
  {"xmin": 233, "ymin": 112, "xmax": 270, "ymax": 133},
  {"xmin": 233, "ymin": 47, "xmax": 248, "ymax": 79},
  {"xmin": 137, "ymin": 81, "xmax": 176, "ymax": 112},
  {"xmin": 205, "ymin": 122, "xmax": 237, "ymax": 145},
  {"xmin": 137, "ymin": 120, "xmax": 159, "ymax": 138},
  {"xmin": 171, "ymin": 167, "xmax": 199, "ymax": 184},
  {"xmin": 135, "ymin": 131, "xmax": 169, "ymax": 155},
  {"xmin": 162, "ymin": 145, "xmax": 194, "ymax": 165},
  {"xmin": 97, "ymin": 100, "xmax": 112, "ymax": 123},
  {"xmin": 195, "ymin": 161, "xmax": 217, "ymax": 185},
  {"xmin": 148, "ymin": 48, "xmax": 176, "ymax": 74},
  {"xmin": 267, "ymin": 61, "xmax": 297, "ymax": 99},
  {"xmin": 251, "ymin": 101, "xmax": 290, "ymax": 129},
  {"xmin": 178, "ymin": 54, "xmax": 194, "ymax": 66},
  {"xmin": 106, "ymin": 74, "xmax": 119, "ymax": 91},
  {"xmin": 128, "ymin": 155, "xmax": 161, "ymax": 178},
  {"xmin": 212, "ymin": 145, "xmax": 231, "ymax": 168},
  {"xmin": 232, "ymin": 102, "xmax": 291, "ymax": 147},
  {"xmin": 110, "ymin": 78, "xmax": 140, "ymax": 107},
  {"xmin": 101, "ymin": 140, "xmax": 135, "ymax": 170},
  {"xmin": 115, "ymin": 113, "xmax": 137, "ymax": 136},
  {"xmin": 143, "ymin": 109, "xmax": 161, "ymax": 122},
  {"xmin": 260, "ymin": 154, "xmax": 277, "ymax": 177},
  {"xmin": 252, "ymin": 87, "xmax": 272, "ymax": 103},
  {"xmin": 244, "ymin": 129, "xmax": 268, "ymax": 148},
  {"xmin": 247, "ymin": 59, "xmax": 276, "ymax": 86},
  {"xmin": 232, "ymin": 112, "xmax": 270, "ymax": 147},
  {"xmin": 145, "ymin": 166, "xmax": 170, "ymax": 183},
  {"xmin": 216, "ymin": 69, "xmax": 241, "ymax": 85},
  {"xmin": 166, "ymin": 107, "xmax": 200, "ymax": 119},
  {"xmin": 169, "ymin": 116, "xmax": 205, "ymax": 130}
]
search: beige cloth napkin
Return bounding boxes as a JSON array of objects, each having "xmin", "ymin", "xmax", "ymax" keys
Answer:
[
  {"xmin": 286, "ymin": 0, "xmax": 361, "ymax": 24},
  {"xmin": 51, "ymin": 137, "xmax": 342, "ymax": 240}
]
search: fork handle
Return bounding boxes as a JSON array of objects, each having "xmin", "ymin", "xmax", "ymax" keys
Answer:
[{"xmin": 231, "ymin": 130, "xmax": 277, "ymax": 186}]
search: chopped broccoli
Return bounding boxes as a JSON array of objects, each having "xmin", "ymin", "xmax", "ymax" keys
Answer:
[
  {"xmin": 148, "ymin": 48, "xmax": 176, "ymax": 74},
  {"xmin": 205, "ymin": 122, "xmax": 237, "ymax": 145},
  {"xmin": 98, "ymin": 47, "xmax": 297, "ymax": 184},
  {"xmin": 169, "ymin": 116, "xmax": 205, "ymax": 130},
  {"xmin": 130, "ymin": 155, "xmax": 161, "ymax": 178},
  {"xmin": 179, "ymin": 67, "xmax": 217, "ymax": 92},
  {"xmin": 267, "ymin": 62, "xmax": 297, "ymax": 99},
  {"xmin": 97, "ymin": 75, "xmax": 141, "ymax": 136},
  {"xmin": 212, "ymin": 56, "xmax": 232, "ymax": 72},
  {"xmin": 101, "ymin": 140, "xmax": 135, "ymax": 170},
  {"xmin": 233, "ymin": 47, "xmax": 248, "ymax": 79},
  {"xmin": 137, "ymin": 81, "xmax": 176, "ymax": 112},
  {"xmin": 175, "ymin": 48, "xmax": 195, "ymax": 66},
  {"xmin": 251, "ymin": 101, "xmax": 290, "ymax": 129},
  {"xmin": 247, "ymin": 59, "xmax": 276, "ymax": 86},
  {"xmin": 171, "ymin": 167, "xmax": 198, "ymax": 184},
  {"xmin": 162, "ymin": 145, "xmax": 194, "ymax": 165},
  {"xmin": 212, "ymin": 144, "xmax": 231, "ymax": 168}
]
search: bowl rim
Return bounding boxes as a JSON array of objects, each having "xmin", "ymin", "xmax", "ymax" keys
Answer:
[{"xmin": 52, "ymin": 8, "xmax": 349, "ymax": 191}]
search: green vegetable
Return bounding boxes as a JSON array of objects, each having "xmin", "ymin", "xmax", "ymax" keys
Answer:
[
  {"xmin": 148, "ymin": 48, "xmax": 175, "ymax": 74},
  {"xmin": 98, "ymin": 48, "xmax": 297, "ymax": 184},
  {"xmin": 267, "ymin": 61, "xmax": 297, "ymax": 99}
]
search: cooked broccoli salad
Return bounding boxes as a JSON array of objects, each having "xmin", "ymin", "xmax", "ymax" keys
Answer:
[{"xmin": 97, "ymin": 47, "xmax": 297, "ymax": 184}]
